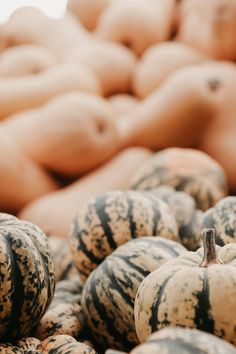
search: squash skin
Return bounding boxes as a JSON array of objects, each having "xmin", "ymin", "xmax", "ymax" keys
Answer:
[
  {"xmin": 134, "ymin": 241, "xmax": 236, "ymax": 344},
  {"xmin": 0, "ymin": 213, "xmax": 55, "ymax": 342},
  {"xmin": 70, "ymin": 190, "xmax": 179, "ymax": 279},
  {"xmin": 202, "ymin": 196, "xmax": 236, "ymax": 246},
  {"xmin": 131, "ymin": 327, "xmax": 236, "ymax": 354},
  {"xmin": 131, "ymin": 148, "xmax": 228, "ymax": 211},
  {"xmin": 40, "ymin": 335, "xmax": 97, "ymax": 354},
  {"xmin": 81, "ymin": 237, "xmax": 186, "ymax": 350},
  {"xmin": 0, "ymin": 337, "xmax": 41, "ymax": 353}
]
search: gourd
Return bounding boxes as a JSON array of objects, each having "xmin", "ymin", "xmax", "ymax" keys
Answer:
[
  {"xmin": 96, "ymin": 0, "xmax": 176, "ymax": 55},
  {"xmin": 134, "ymin": 228, "xmax": 236, "ymax": 345},
  {"xmin": 0, "ymin": 213, "xmax": 55, "ymax": 342},
  {"xmin": 19, "ymin": 147, "xmax": 152, "ymax": 237},
  {"xmin": 70, "ymin": 190, "xmax": 179, "ymax": 279},
  {"xmin": 3, "ymin": 92, "xmax": 119, "ymax": 175},
  {"xmin": 0, "ymin": 44, "xmax": 56, "ymax": 77},
  {"xmin": 178, "ymin": 0, "xmax": 236, "ymax": 60},
  {"xmin": 108, "ymin": 94, "xmax": 139, "ymax": 119},
  {"xmin": 131, "ymin": 147, "xmax": 228, "ymax": 211},
  {"xmin": 133, "ymin": 42, "xmax": 208, "ymax": 98},
  {"xmin": 81, "ymin": 237, "xmax": 186, "ymax": 350},
  {"xmin": 0, "ymin": 63, "xmax": 102, "ymax": 120},
  {"xmin": 40, "ymin": 335, "xmax": 97, "ymax": 354},
  {"xmin": 0, "ymin": 337, "xmax": 40, "ymax": 353},
  {"xmin": 202, "ymin": 196, "xmax": 236, "ymax": 245},
  {"xmin": 130, "ymin": 327, "xmax": 236, "ymax": 354}
]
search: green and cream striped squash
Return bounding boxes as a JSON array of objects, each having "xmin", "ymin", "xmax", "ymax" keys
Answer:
[
  {"xmin": 70, "ymin": 190, "xmax": 179, "ymax": 279},
  {"xmin": 130, "ymin": 148, "xmax": 228, "ymax": 211},
  {"xmin": 0, "ymin": 213, "xmax": 55, "ymax": 342},
  {"xmin": 135, "ymin": 229, "xmax": 236, "ymax": 345},
  {"xmin": 81, "ymin": 237, "xmax": 186, "ymax": 350}
]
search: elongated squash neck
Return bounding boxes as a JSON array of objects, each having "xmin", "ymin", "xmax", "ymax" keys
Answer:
[{"xmin": 200, "ymin": 228, "xmax": 222, "ymax": 267}]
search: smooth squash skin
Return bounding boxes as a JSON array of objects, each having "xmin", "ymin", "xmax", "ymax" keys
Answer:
[
  {"xmin": 81, "ymin": 237, "xmax": 186, "ymax": 350},
  {"xmin": 3, "ymin": 92, "xmax": 119, "ymax": 175},
  {"xmin": 0, "ymin": 44, "xmax": 56, "ymax": 77},
  {"xmin": 0, "ymin": 63, "xmax": 102, "ymax": 120},
  {"xmin": 133, "ymin": 42, "xmax": 208, "ymax": 98},
  {"xmin": 130, "ymin": 327, "xmax": 236, "ymax": 354},
  {"xmin": 178, "ymin": 0, "xmax": 236, "ymax": 60},
  {"xmin": 18, "ymin": 148, "xmax": 152, "ymax": 238},
  {"xmin": 134, "ymin": 229, "xmax": 236, "ymax": 345},
  {"xmin": 96, "ymin": 0, "xmax": 176, "ymax": 55},
  {"xmin": 0, "ymin": 128, "xmax": 58, "ymax": 213},
  {"xmin": 108, "ymin": 94, "xmax": 139, "ymax": 119}
]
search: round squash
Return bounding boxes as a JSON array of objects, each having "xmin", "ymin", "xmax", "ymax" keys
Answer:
[
  {"xmin": 202, "ymin": 196, "xmax": 236, "ymax": 246},
  {"xmin": 131, "ymin": 148, "xmax": 228, "ymax": 211},
  {"xmin": 131, "ymin": 327, "xmax": 236, "ymax": 354},
  {"xmin": 40, "ymin": 335, "xmax": 97, "ymax": 354},
  {"xmin": 70, "ymin": 190, "xmax": 179, "ymax": 279},
  {"xmin": 0, "ymin": 213, "xmax": 55, "ymax": 342},
  {"xmin": 134, "ymin": 228, "xmax": 236, "ymax": 344},
  {"xmin": 82, "ymin": 237, "xmax": 186, "ymax": 350}
]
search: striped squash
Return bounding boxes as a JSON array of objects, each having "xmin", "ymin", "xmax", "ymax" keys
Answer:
[
  {"xmin": 40, "ymin": 335, "xmax": 97, "ymax": 354},
  {"xmin": 131, "ymin": 327, "xmax": 236, "ymax": 354},
  {"xmin": 0, "ymin": 213, "xmax": 55, "ymax": 342},
  {"xmin": 81, "ymin": 237, "xmax": 186, "ymax": 350},
  {"xmin": 130, "ymin": 148, "xmax": 228, "ymax": 211},
  {"xmin": 203, "ymin": 196, "xmax": 236, "ymax": 245},
  {"xmin": 135, "ymin": 228, "xmax": 236, "ymax": 345},
  {"xmin": 146, "ymin": 186, "xmax": 203, "ymax": 250},
  {"xmin": 0, "ymin": 337, "xmax": 40, "ymax": 353},
  {"xmin": 70, "ymin": 190, "xmax": 179, "ymax": 280}
]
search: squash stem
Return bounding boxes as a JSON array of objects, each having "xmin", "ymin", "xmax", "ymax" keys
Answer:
[{"xmin": 200, "ymin": 228, "xmax": 222, "ymax": 267}]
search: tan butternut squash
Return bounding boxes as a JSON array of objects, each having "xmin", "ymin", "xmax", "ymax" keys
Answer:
[
  {"xmin": 0, "ymin": 127, "xmax": 58, "ymax": 213},
  {"xmin": 96, "ymin": 0, "xmax": 176, "ymax": 55},
  {"xmin": 3, "ymin": 92, "xmax": 118, "ymax": 175},
  {"xmin": 19, "ymin": 148, "xmax": 152, "ymax": 237},
  {"xmin": 178, "ymin": 0, "xmax": 236, "ymax": 60},
  {"xmin": 108, "ymin": 94, "xmax": 139, "ymax": 118},
  {"xmin": 133, "ymin": 42, "xmax": 208, "ymax": 98},
  {"xmin": 0, "ymin": 44, "xmax": 56, "ymax": 77},
  {"xmin": 0, "ymin": 63, "xmax": 102, "ymax": 120},
  {"xmin": 68, "ymin": 40, "xmax": 136, "ymax": 95}
]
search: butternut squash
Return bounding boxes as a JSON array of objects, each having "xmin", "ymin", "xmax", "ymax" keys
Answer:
[
  {"xmin": 178, "ymin": 0, "xmax": 236, "ymax": 60},
  {"xmin": 0, "ymin": 63, "xmax": 102, "ymax": 120},
  {"xmin": 96, "ymin": 0, "xmax": 176, "ymax": 55},
  {"xmin": 18, "ymin": 148, "xmax": 152, "ymax": 237},
  {"xmin": 3, "ymin": 92, "xmax": 118, "ymax": 175},
  {"xmin": 0, "ymin": 44, "xmax": 56, "ymax": 77},
  {"xmin": 133, "ymin": 42, "xmax": 208, "ymax": 98},
  {"xmin": 0, "ymin": 127, "xmax": 58, "ymax": 213}
]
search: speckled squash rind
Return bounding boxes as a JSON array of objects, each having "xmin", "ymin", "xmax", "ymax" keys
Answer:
[
  {"xmin": 70, "ymin": 190, "xmax": 179, "ymax": 280},
  {"xmin": 130, "ymin": 148, "xmax": 228, "ymax": 211},
  {"xmin": 134, "ymin": 242, "xmax": 236, "ymax": 344},
  {"xmin": 81, "ymin": 237, "xmax": 186, "ymax": 350},
  {"xmin": 202, "ymin": 196, "xmax": 236, "ymax": 246},
  {"xmin": 131, "ymin": 327, "xmax": 236, "ymax": 354},
  {"xmin": 40, "ymin": 335, "xmax": 97, "ymax": 354},
  {"xmin": 0, "ymin": 213, "xmax": 55, "ymax": 342},
  {"xmin": 0, "ymin": 337, "xmax": 41, "ymax": 353}
]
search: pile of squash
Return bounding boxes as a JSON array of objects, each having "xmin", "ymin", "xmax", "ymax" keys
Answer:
[{"xmin": 0, "ymin": 0, "xmax": 236, "ymax": 353}]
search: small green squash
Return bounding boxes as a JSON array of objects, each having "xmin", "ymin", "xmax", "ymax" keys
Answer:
[
  {"xmin": 134, "ymin": 228, "xmax": 236, "ymax": 345},
  {"xmin": 70, "ymin": 190, "xmax": 179, "ymax": 279},
  {"xmin": 81, "ymin": 237, "xmax": 186, "ymax": 350}
]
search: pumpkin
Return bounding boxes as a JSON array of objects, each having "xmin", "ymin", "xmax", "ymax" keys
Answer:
[
  {"xmin": 146, "ymin": 186, "xmax": 203, "ymax": 250},
  {"xmin": 178, "ymin": 0, "xmax": 236, "ymax": 60},
  {"xmin": 130, "ymin": 327, "xmax": 236, "ymax": 354},
  {"xmin": 19, "ymin": 147, "xmax": 152, "ymax": 238},
  {"xmin": 108, "ymin": 94, "xmax": 139, "ymax": 119},
  {"xmin": 96, "ymin": 0, "xmax": 176, "ymax": 55},
  {"xmin": 133, "ymin": 42, "xmax": 208, "ymax": 98},
  {"xmin": 40, "ymin": 335, "xmax": 97, "ymax": 354},
  {"xmin": 81, "ymin": 237, "xmax": 186, "ymax": 350},
  {"xmin": 0, "ymin": 213, "xmax": 55, "ymax": 342},
  {"xmin": 0, "ymin": 44, "xmax": 56, "ymax": 77},
  {"xmin": 70, "ymin": 190, "xmax": 179, "ymax": 279},
  {"xmin": 3, "ymin": 92, "xmax": 119, "ymax": 175},
  {"xmin": 0, "ymin": 63, "xmax": 101, "ymax": 120},
  {"xmin": 202, "ymin": 196, "xmax": 236, "ymax": 246},
  {"xmin": 131, "ymin": 148, "xmax": 228, "ymax": 211},
  {"xmin": 0, "ymin": 127, "xmax": 58, "ymax": 213},
  {"xmin": 34, "ymin": 277, "xmax": 84, "ymax": 340},
  {"xmin": 134, "ymin": 228, "xmax": 236, "ymax": 344}
]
